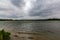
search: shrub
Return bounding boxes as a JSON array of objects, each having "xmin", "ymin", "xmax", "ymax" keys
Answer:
[{"xmin": 0, "ymin": 29, "xmax": 10, "ymax": 40}]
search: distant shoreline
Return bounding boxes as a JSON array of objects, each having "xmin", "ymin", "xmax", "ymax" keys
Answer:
[{"xmin": 0, "ymin": 19, "xmax": 60, "ymax": 21}]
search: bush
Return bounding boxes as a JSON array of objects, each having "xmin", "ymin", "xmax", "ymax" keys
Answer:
[{"xmin": 0, "ymin": 29, "xmax": 10, "ymax": 40}]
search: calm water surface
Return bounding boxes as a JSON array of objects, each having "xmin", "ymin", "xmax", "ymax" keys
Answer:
[{"xmin": 0, "ymin": 21, "xmax": 60, "ymax": 40}]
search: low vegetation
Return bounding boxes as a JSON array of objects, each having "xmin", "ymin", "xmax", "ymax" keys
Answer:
[{"xmin": 0, "ymin": 30, "xmax": 10, "ymax": 40}]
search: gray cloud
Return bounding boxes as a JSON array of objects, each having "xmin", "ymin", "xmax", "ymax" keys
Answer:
[
  {"xmin": 0, "ymin": 0, "xmax": 60, "ymax": 19},
  {"xmin": 11, "ymin": 0, "xmax": 24, "ymax": 7},
  {"xmin": 28, "ymin": 0, "xmax": 60, "ymax": 18}
]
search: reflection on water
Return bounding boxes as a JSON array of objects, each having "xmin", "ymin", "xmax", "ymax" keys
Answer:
[{"xmin": 0, "ymin": 21, "xmax": 60, "ymax": 40}]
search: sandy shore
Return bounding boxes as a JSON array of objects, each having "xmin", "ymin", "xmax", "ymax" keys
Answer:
[
  {"xmin": 10, "ymin": 32, "xmax": 55, "ymax": 40},
  {"xmin": 3, "ymin": 28, "xmax": 58, "ymax": 40}
]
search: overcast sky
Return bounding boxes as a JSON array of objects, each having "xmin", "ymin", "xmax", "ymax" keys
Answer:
[{"xmin": 0, "ymin": 0, "xmax": 60, "ymax": 19}]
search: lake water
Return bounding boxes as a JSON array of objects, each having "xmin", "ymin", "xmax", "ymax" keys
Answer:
[{"xmin": 0, "ymin": 21, "xmax": 60, "ymax": 40}]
